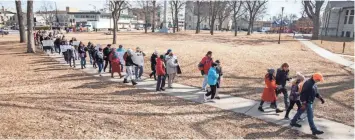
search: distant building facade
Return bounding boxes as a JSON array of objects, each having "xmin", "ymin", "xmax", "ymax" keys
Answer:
[{"xmin": 321, "ymin": 1, "xmax": 354, "ymax": 38}]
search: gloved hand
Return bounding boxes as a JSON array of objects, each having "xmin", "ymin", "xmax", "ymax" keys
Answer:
[{"xmin": 320, "ymin": 98, "xmax": 325, "ymax": 104}]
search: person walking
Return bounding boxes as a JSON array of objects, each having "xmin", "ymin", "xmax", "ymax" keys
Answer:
[
  {"xmin": 214, "ymin": 60, "xmax": 223, "ymax": 99},
  {"xmin": 117, "ymin": 45, "xmax": 126, "ymax": 72},
  {"xmin": 203, "ymin": 62, "xmax": 219, "ymax": 102},
  {"xmin": 123, "ymin": 49, "xmax": 138, "ymax": 85},
  {"xmin": 166, "ymin": 50, "xmax": 179, "ymax": 88},
  {"xmin": 276, "ymin": 63, "xmax": 291, "ymax": 109},
  {"xmin": 78, "ymin": 42, "xmax": 87, "ymax": 69},
  {"xmin": 199, "ymin": 51, "xmax": 213, "ymax": 91},
  {"xmin": 67, "ymin": 44, "xmax": 77, "ymax": 68},
  {"xmin": 54, "ymin": 37, "xmax": 61, "ymax": 54},
  {"xmin": 149, "ymin": 50, "xmax": 158, "ymax": 80},
  {"xmin": 109, "ymin": 48, "xmax": 123, "ymax": 78},
  {"xmin": 87, "ymin": 42, "xmax": 94, "ymax": 65},
  {"xmin": 258, "ymin": 69, "xmax": 283, "ymax": 113},
  {"xmin": 290, "ymin": 73, "xmax": 325, "ymax": 136},
  {"xmin": 284, "ymin": 72, "xmax": 305, "ymax": 119},
  {"xmin": 134, "ymin": 47, "xmax": 145, "ymax": 80},
  {"xmin": 96, "ymin": 47, "xmax": 105, "ymax": 76},
  {"xmin": 156, "ymin": 55, "xmax": 166, "ymax": 91},
  {"xmin": 103, "ymin": 44, "xmax": 112, "ymax": 73}
]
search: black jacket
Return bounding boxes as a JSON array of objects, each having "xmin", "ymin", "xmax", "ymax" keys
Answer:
[
  {"xmin": 300, "ymin": 78, "xmax": 321, "ymax": 104},
  {"xmin": 150, "ymin": 53, "xmax": 158, "ymax": 67},
  {"xmin": 125, "ymin": 55, "xmax": 138, "ymax": 66},
  {"xmin": 276, "ymin": 68, "xmax": 290, "ymax": 87}
]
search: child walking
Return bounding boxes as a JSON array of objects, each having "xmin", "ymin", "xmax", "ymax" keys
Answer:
[
  {"xmin": 156, "ymin": 55, "xmax": 166, "ymax": 91},
  {"xmin": 258, "ymin": 69, "xmax": 283, "ymax": 113},
  {"xmin": 203, "ymin": 62, "xmax": 219, "ymax": 102},
  {"xmin": 214, "ymin": 60, "xmax": 223, "ymax": 99},
  {"xmin": 284, "ymin": 72, "xmax": 305, "ymax": 119}
]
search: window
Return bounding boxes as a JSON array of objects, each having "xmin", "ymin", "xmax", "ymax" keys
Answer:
[
  {"xmin": 349, "ymin": 16, "xmax": 354, "ymax": 24},
  {"xmin": 341, "ymin": 31, "xmax": 344, "ymax": 37},
  {"xmin": 344, "ymin": 16, "xmax": 348, "ymax": 24},
  {"xmin": 346, "ymin": 31, "xmax": 351, "ymax": 37},
  {"xmin": 351, "ymin": 10, "xmax": 354, "ymax": 15},
  {"xmin": 86, "ymin": 15, "xmax": 89, "ymax": 18},
  {"xmin": 346, "ymin": 10, "xmax": 349, "ymax": 15}
]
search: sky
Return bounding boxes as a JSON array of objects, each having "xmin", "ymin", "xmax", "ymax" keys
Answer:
[{"xmin": 0, "ymin": 0, "xmax": 305, "ymax": 20}]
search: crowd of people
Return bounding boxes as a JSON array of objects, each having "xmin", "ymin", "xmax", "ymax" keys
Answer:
[{"xmin": 38, "ymin": 36, "xmax": 326, "ymax": 136}]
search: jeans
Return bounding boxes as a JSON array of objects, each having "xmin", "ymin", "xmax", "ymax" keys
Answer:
[
  {"xmin": 291, "ymin": 103, "xmax": 318, "ymax": 132},
  {"xmin": 135, "ymin": 65, "xmax": 143, "ymax": 79},
  {"xmin": 168, "ymin": 73, "xmax": 176, "ymax": 87},
  {"xmin": 285, "ymin": 100, "xmax": 301, "ymax": 118},
  {"xmin": 124, "ymin": 66, "xmax": 134, "ymax": 81},
  {"xmin": 278, "ymin": 87, "xmax": 290, "ymax": 109},
  {"xmin": 55, "ymin": 45, "xmax": 61, "ymax": 54},
  {"xmin": 156, "ymin": 75, "xmax": 166, "ymax": 91},
  {"xmin": 69, "ymin": 57, "xmax": 75, "ymax": 67},
  {"xmin": 80, "ymin": 57, "xmax": 86, "ymax": 68},
  {"xmin": 202, "ymin": 75, "xmax": 208, "ymax": 90},
  {"xmin": 120, "ymin": 63, "xmax": 124, "ymax": 72},
  {"xmin": 104, "ymin": 59, "xmax": 111, "ymax": 72},
  {"xmin": 205, "ymin": 85, "xmax": 217, "ymax": 99},
  {"xmin": 97, "ymin": 62, "xmax": 104, "ymax": 74},
  {"xmin": 89, "ymin": 53, "xmax": 93, "ymax": 64}
]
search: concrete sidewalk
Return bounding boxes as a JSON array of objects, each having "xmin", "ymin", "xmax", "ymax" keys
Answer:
[
  {"xmin": 47, "ymin": 52, "xmax": 354, "ymax": 139},
  {"xmin": 295, "ymin": 35, "xmax": 354, "ymax": 69}
]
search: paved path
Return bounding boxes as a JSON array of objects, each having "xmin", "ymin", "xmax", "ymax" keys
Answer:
[
  {"xmin": 295, "ymin": 35, "xmax": 354, "ymax": 69},
  {"xmin": 46, "ymin": 52, "xmax": 354, "ymax": 139}
]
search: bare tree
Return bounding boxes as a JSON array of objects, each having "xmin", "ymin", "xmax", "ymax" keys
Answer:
[
  {"xmin": 15, "ymin": 0, "xmax": 25, "ymax": 43},
  {"xmin": 138, "ymin": 1, "xmax": 150, "ymax": 33},
  {"xmin": 216, "ymin": 2, "xmax": 232, "ymax": 31},
  {"xmin": 231, "ymin": 1, "xmax": 245, "ymax": 36},
  {"xmin": 38, "ymin": 1, "xmax": 55, "ymax": 28},
  {"xmin": 151, "ymin": 0, "xmax": 156, "ymax": 32},
  {"xmin": 27, "ymin": 1, "xmax": 35, "ymax": 53},
  {"xmin": 244, "ymin": 0, "xmax": 268, "ymax": 35},
  {"xmin": 110, "ymin": 0, "xmax": 129, "ymax": 44},
  {"xmin": 209, "ymin": 1, "xmax": 223, "ymax": 35},
  {"xmin": 302, "ymin": 0, "xmax": 324, "ymax": 40},
  {"xmin": 171, "ymin": 1, "xmax": 185, "ymax": 33},
  {"xmin": 194, "ymin": 1, "xmax": 209, "ymax": 34}
]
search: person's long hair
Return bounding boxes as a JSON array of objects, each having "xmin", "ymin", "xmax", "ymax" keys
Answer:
[{"xmin": 267, "ymin": 73, "xmax": 275, "ymax": 81}]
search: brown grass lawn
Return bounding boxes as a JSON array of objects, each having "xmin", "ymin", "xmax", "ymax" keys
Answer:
[
  {"xmin": 311, "ymin": 36, "xmax": 354, "ymax": 56},
  {"xmin": 0, "ymin": 34, "xmax": 317, "ymax": 138},
  {"xmin": 63, "ymin": 30, "xmax": 353, "ymax": 127}
]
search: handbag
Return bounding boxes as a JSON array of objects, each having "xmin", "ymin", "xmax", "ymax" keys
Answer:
[{"xmin": 177, "ymin": 65, "xmax": 182, "ymax": 74}]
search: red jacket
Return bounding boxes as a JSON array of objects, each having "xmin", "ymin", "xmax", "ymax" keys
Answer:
[
  {"xmin": 261, "ymin": 74, "xmax": 277, "ymax": 102},
  {"xmin": 200, "ymin": 56, "xmax": 213, "ymax": 75},
  {"xmin": 156, "ymin": 58, "xmax": 166, "ymax": 76}
]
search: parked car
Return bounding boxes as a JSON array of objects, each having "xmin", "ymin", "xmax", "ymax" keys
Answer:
[{"xmin": 0, "ymin": 29, "xmax": 9, "ymax": 35}]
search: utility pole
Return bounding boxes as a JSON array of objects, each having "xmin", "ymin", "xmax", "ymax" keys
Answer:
[{"xmin": 278, "ymin": 7, "xmax": 284, "ymax": 44}]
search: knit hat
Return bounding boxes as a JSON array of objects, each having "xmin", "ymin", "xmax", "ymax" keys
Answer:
[
  {"xmin": 212, "ymin": 62, "xmax": 218, "ymax": 67},
  {"xmin": 167, "ymin": 49, "xmax": 172, "ymax": 53},
  {"xmin": 154, "ymin": 50, "xmax": 158, "ymax": 55},
  {"xmin": 267, "ymin": 68, "xmax": 275, "ymax": 74},
  {"xmin": 119, "ymin": 45, "xmax": 123, "ymax": 48},
  {"xmin": 313, "ymin": 73, "xmax": 324, "ymax": 82},
  {"xmin": 215, "ymin": 60, "xmax": 220, "ymax": 64},
  {"xmin": 296, "ymin": 72, "xmax": 305, "ymax": 81}
]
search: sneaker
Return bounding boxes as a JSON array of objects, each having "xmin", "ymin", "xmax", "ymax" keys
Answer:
[
  {"xmin": 203, "ymin": 94, "xmax": 207, "ymax": 102},
  {"xmin": 215, "ymin": 96, "xmax": 221, "ymax": 100},
  {"xmin": 160, "ymin": 88, "xmax": 165, "ymax": 91},
  {"xmin": 290, "ymin": 122, "xmax": 302, "ymax": 128},
  {"xmin": 156, "ymin": 89, "xmax": 161, "ymax": 92},
  {"xmin": 312, "ymin": 130, "xmax": 324, "ymax": 135},
  {"xmin": 270, "ymin": 104, "xmax": 276, "ymax": 109},
  {"xmin": 276, "ymin": 108, "xmax": 283, "ymax": 113},
  {"xmin": 284, "ymin": 116, "xmax": 290, "ymax": 120},
  {"xmin": 258, "ymin": 106, "xmax": 264, "ymax": 112}
]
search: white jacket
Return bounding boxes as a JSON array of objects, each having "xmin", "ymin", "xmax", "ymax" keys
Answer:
[{"xmin": 166, "ymin": 55, "xmax": 178, "ymax": 74}]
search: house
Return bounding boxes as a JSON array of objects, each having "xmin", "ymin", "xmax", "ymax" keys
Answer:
[
  {"xmin": 321, "ymin": 1, "xmax": 354, "ymax": 38},
  {"xmin": 160, "ymin": 2, "xmax": 186, "ymax": 30},
  {"xmin": 0, "ymin": 10, "xmax": 17, "ymax": 27}
]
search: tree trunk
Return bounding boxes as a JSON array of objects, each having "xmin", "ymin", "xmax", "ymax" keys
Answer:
[
  {"xmin": 171, "ymin": 6, "xmax": 175, "ymax": 33},
  {"xmin": 174, "ymin": 2, "xmax": 179, "ymax": 32},
  {"xmin": 247, "ymin": 14, "xmax": 253, "ymax": 35},
  {"xmin": 195, "ymin": 1, "xmax": 200, "ymax": 34},
  {"xmin": 113, "ymin": 19, "xmax": 117, "ymax": 44},
  {"xmin": 210, "ymin": 17, "xmax": 215, "ymax": 35},
  {"xmin": 234, "ymin": 18, "xmax": 237, "ymax": 36},
  {"xmin": 218, "ymin": 17, "xmax": 223, "ymax": 31},
  {"xmin": 152, "ymin": 1, "xmax": 156, "ymax": 32},
  {"xmin": 27, "ymin": 1, "xmax": 35, "ymax": 53},
  {"xmin": 144, "ymin": 1, "xmax": 148, "ymax": 33},
  {"xmin": 15, "ymin": 0, "xmax": 26, "ymax": 43},
  {"xmin": 312, "ymin": 15, "xmax": 320, "ymax": 40}
]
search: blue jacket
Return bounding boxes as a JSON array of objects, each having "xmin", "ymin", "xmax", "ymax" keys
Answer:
[
  {"xmin": 208, "ymin": 67, "xmax": 219, "ymax": 85},
  {"xmin": 300, "ymin": 78, "xmax": 320, "ymax": 104}
]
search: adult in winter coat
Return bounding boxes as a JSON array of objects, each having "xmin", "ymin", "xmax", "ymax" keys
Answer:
[
  {"xmin": 214, "ymin": 60, "xmax": 223, "ymax": 99},
  {"xmin": 109, "ymin": 48, "xmax": 123, "ymax": 78},
  {"xmin": 166, "ymin": 51, "xmax": 179, "ymax": 88},
  {"xmin": 96, "ymin": 47, "xmax": 105, "ymax": 76},
  {"xmin": 123, "ymin": 49, "xmax": 138, "ymax": 85},
  {"xmin": 203, "ymin": 62, "xmax": 219, "ymax": 102},
  {"xmin": 290, "ymin": 73, "xmax": 325, "ymax": 136},
  {"xmin": 103, "ymin": 44, "xmax": 112, "ymax": 72},
  {"xmin": 258, "ymin": 69, "xmax": 283, "ymax": 113},
  {"xmin": 54, "ymin": 37, "xmax": 61, "ymax": 54},
  {"xmin": 199, "ymin": 51, "xmax": 213, "ymax": 91},
  {"xmin": 155, "ymin": 55, "xmax": 166, "ymax": 91},
  {"xmin": 276, "ymin": 63, "xmax": 291, "ymax": 109},
  {"xmin": 134, "ymin": 47, "xmax": 146, "ymax": 80},
  {"xmin": 150, "ymin": 50, "xmax": 158, "ymax": 80}
]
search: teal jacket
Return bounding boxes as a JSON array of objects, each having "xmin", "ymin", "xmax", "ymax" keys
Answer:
[
  {"xmin": 117, "ymin": 48, "xmax": 125, "ymax": 53},
  {"xmin": 208, "ymin": 67, "xmax": 219, "ymax": 85}
]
